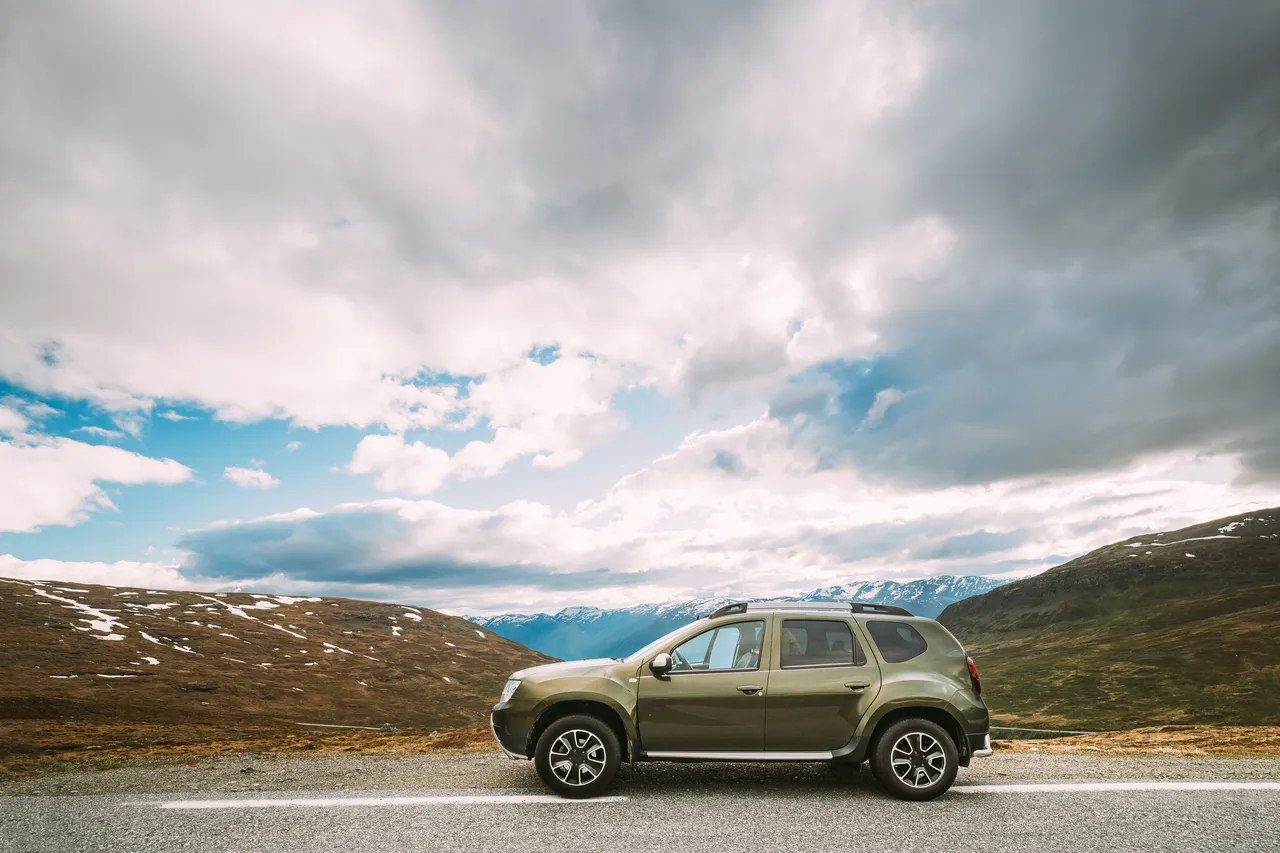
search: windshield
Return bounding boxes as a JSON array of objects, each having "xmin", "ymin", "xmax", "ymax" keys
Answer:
[{"xmin": 623, "ymin": 621, "xmax": 697, "ymax": 663}]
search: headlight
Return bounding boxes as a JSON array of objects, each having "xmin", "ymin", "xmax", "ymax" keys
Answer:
[{"xmin": 498, "ymin": 678, "xmax": 520, "ymax": 705}]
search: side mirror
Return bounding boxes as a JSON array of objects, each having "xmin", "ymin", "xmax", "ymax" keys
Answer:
[{"xmin": 649, "ymin": 652, "xmax": 673, "ymax": 677}]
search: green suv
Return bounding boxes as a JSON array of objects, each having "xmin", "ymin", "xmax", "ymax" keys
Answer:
[{"xmin": 490, "ymin": 600, "xmax": 991, "ymax": 801}]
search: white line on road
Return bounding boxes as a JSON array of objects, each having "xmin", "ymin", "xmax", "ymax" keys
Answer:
[
  {"xmin": 145, "ymin": 794, "xmax": 628, "ymax": 809},
  {"xmin": 953, "ymin": 782, "xmax": 1280, "ymax": 794}
]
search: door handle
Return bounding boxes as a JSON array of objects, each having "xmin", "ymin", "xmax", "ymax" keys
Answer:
[
  {"xmin": 844, "ymin": 681, "xmax": 870, "ymax": 691},
  {"xmin": 737, "ymin": 685, "xmax": 764, "ymax": 695}
]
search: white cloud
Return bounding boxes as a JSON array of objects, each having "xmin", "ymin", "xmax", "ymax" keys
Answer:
[
  {"xmin": 0, "ymin": 435, "xmax": 192, "ymax": 532},
  {"xmin": 181, "ymin": 418, "xmax": 1280, "ymax": 613},
  {"xmin": 285, "ymin": 440, "xmax": 302, "ymax": 452},
  {"xmin": 0, "ymin": 554, "xmax": 206, "ymax": 590},
  {"xmin": 348, "ymin": 355, "xmax": 628, "ymax": 493},
  {"xmin": 73, "ymin": 425, "xmax": 127, "ymax": 441},
  {"xmin": 862, "ymin": 388, "xmax": 907, "ymax": 427},
  {"xmin": 223, "ymin": 466, "xmax": 279, "ymax": 490},
  {"xmin": 0, "ymin": 1, "xmax": 937, "ymax": 483},
  {"xmin": 0, "ymin": 405, "xmax": 29, "ymax": 436},
  {"xmin": 349, "ymin": 435, "xmax": 450, "ymax": 494},
  {"xmin": 158, "ymin": 411, "xmax": 192, "ymax": 421}
]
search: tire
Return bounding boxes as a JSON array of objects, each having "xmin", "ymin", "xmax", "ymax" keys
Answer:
[
  {"xmin": 533, "ymin": 714, "xmax": 622, "ymax": 799},
  {"xmin": 870, "ymin": 718, "xmax": 958, "ymax": 801}
]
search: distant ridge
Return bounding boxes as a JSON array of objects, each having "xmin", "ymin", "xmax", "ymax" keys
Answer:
[
  {"xmin": 939, "ymin": 508, "xmax": 1280, "ymax": 730},
  {"xmin": 476, "ymin": 575, "xmax": 1007, "ymax": 660}
]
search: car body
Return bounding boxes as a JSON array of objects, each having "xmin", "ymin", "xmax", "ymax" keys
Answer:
[{"xmin": 490, "ymin": 600, "xmax": 991, "ymax": 800}]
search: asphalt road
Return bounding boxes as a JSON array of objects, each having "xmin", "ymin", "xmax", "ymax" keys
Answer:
[{"xmin": 4, "ymin": 754, "xmax": 1279, "ymax": 853}]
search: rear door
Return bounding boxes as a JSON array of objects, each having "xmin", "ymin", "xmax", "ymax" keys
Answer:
[
  {"xmin": 637, "ymin": 618, "xmax": 769, "ymax": 752},
  {"xmin": 764, "ymin": 616, "xmax": 882, "ymax": 752}
]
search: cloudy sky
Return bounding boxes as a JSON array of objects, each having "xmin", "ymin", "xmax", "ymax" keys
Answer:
[{"xmin": 2, "ymin": 0, "xmax": 1279, "ymax": 614}]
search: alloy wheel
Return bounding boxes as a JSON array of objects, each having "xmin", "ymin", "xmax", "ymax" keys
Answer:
[
  {"xmin": 547, "ymin": 729, "xmax": 608, "ymax": 787},
  {"xmin": 890, "ymin": 731, "xmax": 947, "ymax": 788}
]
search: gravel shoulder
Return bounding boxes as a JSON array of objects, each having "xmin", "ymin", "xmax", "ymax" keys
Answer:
[{"xmin": 4, "ymin": 749, "xmax": 1279, "ymax": 798}]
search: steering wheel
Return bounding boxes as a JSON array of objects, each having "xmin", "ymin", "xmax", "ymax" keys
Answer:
[{"xmin": 671, "ymin": 648, "xmax": 692, "ymax": 671}]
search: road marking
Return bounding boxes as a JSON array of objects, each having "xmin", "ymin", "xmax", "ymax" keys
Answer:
[
  {"xmin": 954, "ymin": 782, "xmax": 1280, "ymax": 794},
  {"xmin": 146, "ymin": 794, "xmax": 629, "ymax": 809}
]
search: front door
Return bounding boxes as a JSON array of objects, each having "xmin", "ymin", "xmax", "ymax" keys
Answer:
[
  {"xmin": 637, "ymin": 618, "xmax": 768, "ymax": 752},
  {"xmin": 764, "ymin": 617, "xmax": 882, "ymax": 752}
]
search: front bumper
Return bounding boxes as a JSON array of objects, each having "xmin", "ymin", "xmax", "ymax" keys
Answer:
[
  {"xmin": 968, "ymin": 732, "xmax": 993, "ymax": 758},
  {"xmin": 490, "ymin": 709, "xmax": 528, "ymax": 760}
]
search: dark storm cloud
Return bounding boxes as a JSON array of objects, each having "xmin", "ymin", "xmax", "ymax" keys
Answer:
[
  {"xmin": 783, "ymin": 0, "xmax": 1280, "ymax": 486},
  {"xmin": 175, "ymin": 504, "xmax": 676, "ymax": 591},
  {"xmin": 5, "ymin": 0, "xmax": 1278, "ymax": 489}
]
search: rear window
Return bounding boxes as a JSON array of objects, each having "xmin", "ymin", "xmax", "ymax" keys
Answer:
[
  {"xmin": 866, "ymin": 620, "xmax": 928, "ymax": 663},
  {"xmin": 780, "ymin": 619, "xmax": 865, "ymax": 668}
]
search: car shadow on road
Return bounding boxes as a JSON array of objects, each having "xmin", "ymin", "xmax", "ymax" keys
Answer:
[{"xmin": 613, "ymin": 761, "xmax": 887, "ymax": 798}]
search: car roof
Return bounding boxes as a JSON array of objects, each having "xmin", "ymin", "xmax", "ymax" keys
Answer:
[{"xmin": 705, "ymin": 600, "xmax": 917, "ymax": 619}]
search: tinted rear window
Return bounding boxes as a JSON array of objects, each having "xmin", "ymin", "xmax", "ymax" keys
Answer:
[
  {"xmin": 866, "ymin": 620, "xmax": 928, "ymax": 663},
  {"xmin": 780, "ymin": 619, "xmax": 865, "ymax": 668}
]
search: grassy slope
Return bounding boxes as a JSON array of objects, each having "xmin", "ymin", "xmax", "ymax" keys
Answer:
[
  {"xmin": 938, "ymin": 509, "xmax": 1280, "ymax": 730},
  {"xmin": 0, "ymin": 577, "xmax": 552, "ymax": 736}
]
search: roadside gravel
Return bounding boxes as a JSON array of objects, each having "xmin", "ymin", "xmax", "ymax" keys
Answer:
[{"xmin": 4, "ymin": 750, "xmax": 1278, "ymax": 797}]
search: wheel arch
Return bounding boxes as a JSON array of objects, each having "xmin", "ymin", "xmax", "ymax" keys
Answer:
[
  {"xmin": 865, "ymin": 705, "xmax": 970, "ymax": 762},
  {"xmin": 526, "ymin": 697, "xmax": 634, "ymax": 761}
]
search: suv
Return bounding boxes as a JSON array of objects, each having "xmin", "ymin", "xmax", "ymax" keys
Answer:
[{"xmin": 490, "ymin": 600, "xmax": 991, "ymax": 801}]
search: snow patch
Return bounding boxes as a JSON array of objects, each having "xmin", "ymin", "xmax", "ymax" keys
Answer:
[
  {"xmin": 1143, "ymin": 535, "xmax": 1240, "ymax": 547},
  {"xmin": 402, "ymin": 612, "xmax": 422, "ymax": 622},
  {"xmin": 140, "ymin": 631, "xmax": 198, "ymax": 654},
  {"xmin": 31, "ymin": 586, "xmax": 129, "ymax": 639},
  {"xmin": 142, "ymin": 657, "xmax": 160, "ymax": 665},
  {"xmin": 474, "ymin": 629, "xmax": 486, "ymax": 639},
  {"xmin": 273, "ymin": 596, "xmax": 322, "ymax": 605}
]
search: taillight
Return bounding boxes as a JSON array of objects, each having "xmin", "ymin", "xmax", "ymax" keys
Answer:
[{"xmin": 966, "ymin": 656, "xmax": 982, "ymax": 696}]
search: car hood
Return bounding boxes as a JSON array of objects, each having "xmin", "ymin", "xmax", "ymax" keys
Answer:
[{"xmin": 511, "ymin": 658, "xmax": 625, "ymax": 682}]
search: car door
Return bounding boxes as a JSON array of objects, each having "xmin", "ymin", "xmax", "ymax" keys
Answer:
[
  {"xmin": 636, "ymin": 618, "xmax": 769, "ymax": 753},
  {"xmin": 764, "ymin": 616, "xmax": 882, "ymax": 752}
]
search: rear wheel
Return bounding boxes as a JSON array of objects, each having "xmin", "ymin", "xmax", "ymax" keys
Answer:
[
  {"xmin": 534, "ymin": 714, "xmax": 622, "ymax": 799},
  {"xmin": 870, "ymin": 718, "xmax": 958, "ymax": 801}
]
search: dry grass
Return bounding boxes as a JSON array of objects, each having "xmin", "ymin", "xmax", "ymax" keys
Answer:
[
  {"xmin": 994, "ymin": 725, "xmax": 1280, "ymax": 757},
  {"xmin": 0, "ymin": 721, "xmax": 494, "ymax": 775}
]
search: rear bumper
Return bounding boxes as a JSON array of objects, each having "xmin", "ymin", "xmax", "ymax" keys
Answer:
[
  {"xmin": 968, "ymin": 732, "xmax": 993, "ymax": 758},
  {"xmin": 490, "ymin": 709, "xmax": 528, "ymax": 760}
]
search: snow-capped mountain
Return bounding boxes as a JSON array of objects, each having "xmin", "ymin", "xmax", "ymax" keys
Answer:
[{"xmin": 474, "ymin": 575, "xmax": 1008, "ymax": 661}]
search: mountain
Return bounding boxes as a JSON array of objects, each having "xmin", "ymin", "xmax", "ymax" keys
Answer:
[
  {"xmin": 0, "ymin": 577, "xmax": 552, "ymax": 732},
  {"xmin": 939, "ymin": 508, "xmax": 1280, "ymax": 731},
  {"xmin": 476, "ymin": 575, "xmax": 1007, "ymax": 660}
]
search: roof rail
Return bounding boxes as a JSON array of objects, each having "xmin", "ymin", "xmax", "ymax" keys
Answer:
[
  {"xmin": 704, "ymin": 600, "xmax": 915, "ymax": 618},
  {"xmin": 850, "ymin": 602, "xmax": 913, "ymax": 617},
  {"xmin": 705, "ymin": 601, "xmax": 748, "ymax": 619}
]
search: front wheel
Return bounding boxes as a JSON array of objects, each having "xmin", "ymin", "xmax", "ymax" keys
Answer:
[
  {"xmin": 870, "ymin": 718, "xmax": 958, "ymax": 801},
  {"xmin": 534, "ymin": 714, "xmax": 622, "ymax": 799}
]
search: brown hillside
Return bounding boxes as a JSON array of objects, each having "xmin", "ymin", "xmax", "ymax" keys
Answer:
[
  {"xmin": 0, "ymin": 577, "xmax": 552, "ymax": 734},
  {"xmin": 939, "ymin": 508, "xmax": 1280, "ymax": 730}
]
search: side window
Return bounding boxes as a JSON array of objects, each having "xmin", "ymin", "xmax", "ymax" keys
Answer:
[
  {"xmin": 671, "ymin": 620, "xmax": 764, "ymax": 672},
  {"xmin": 866, "ymin": 620, "xmax": 928, "ymax": 663},
  {"xmin": 780, "ymin": 619, "xmax": 862, "ymax": 668}
]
